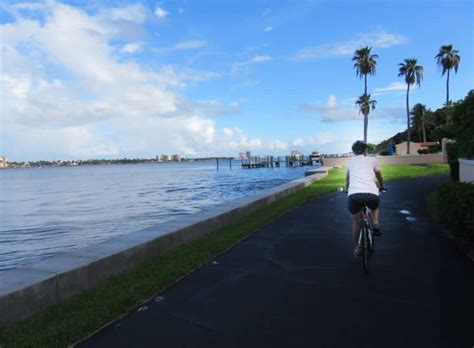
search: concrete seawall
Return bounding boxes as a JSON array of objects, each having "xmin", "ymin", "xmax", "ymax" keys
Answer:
[{"xmin": 0, "ymin": 170, "xmax": 329, "ymax": 327}]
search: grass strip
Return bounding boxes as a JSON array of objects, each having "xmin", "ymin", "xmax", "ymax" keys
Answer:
[{"xmin": 0, "ymin": 164, "xmax": 448, "ymax": 347}]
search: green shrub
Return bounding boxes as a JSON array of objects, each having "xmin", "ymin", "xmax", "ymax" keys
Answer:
[
  {"xmin": 437, "ymin": 182, "xmax": 474, "ymax": 239},
  {"xmin": 452, "ymin": 90, "xmax": 474, "ymax": 159},
  {"xmin": 379, "ymin": 150, "xmax": 390, "ymax": 156},
  {"xmin": 446, "ymin": 142, "xmax": 459, "ymax": 181},
  {"xmin": 431, "ymin": 123, "xmax": 456, "ymax": 142}
]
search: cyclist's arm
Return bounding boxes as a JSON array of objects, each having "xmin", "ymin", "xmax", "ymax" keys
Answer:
[
  {"xmin": 345, "ymin": 170, "xmax": 350, "ymax": 192},
  {"xmin": 374, "ymin": 169, "xmax": 384, "ymax": 189}
]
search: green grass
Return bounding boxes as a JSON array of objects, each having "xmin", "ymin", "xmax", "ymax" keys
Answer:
[
  {"xmin": 0, "ymin": 164, "xmax": 448, "ymax": 347},
  {"xmin": 380, "ymin": 163, "xmax": 449, "ymax": 181}
]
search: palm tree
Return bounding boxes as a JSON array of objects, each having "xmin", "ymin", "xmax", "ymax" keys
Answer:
[
  {"xmin": 355, "ymin": 93, "xmax": 377, "ymax": 143},
  {"xmin": 352, "ymin": 47, "xmax": 378, "ymax": 96},
  {"xmin": 435, "ymin": 44, "xmax": 461, "ymax": 106},
  {"xmin": 398, "ymin": 58, "xmax": 423, "ymax": 154},
  {"xmin": 410, "ymin": 103, "xmax": 428, "ymax": 143}
]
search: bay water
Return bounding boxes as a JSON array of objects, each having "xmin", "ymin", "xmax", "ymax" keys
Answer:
[{"xmin": 0, "ymin": 161, "xmax": 315, "ymax": 270}]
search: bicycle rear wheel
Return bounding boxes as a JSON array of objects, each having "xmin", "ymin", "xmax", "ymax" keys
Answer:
[
  {"xmin": 368, "ymin": 214, "xmax": 375, "ymax": 253},
  {"xmin": 361, "ymin": 225, "xmax": 370, "ymax": 274}
]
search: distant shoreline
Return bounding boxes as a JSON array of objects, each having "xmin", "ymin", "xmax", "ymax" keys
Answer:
[{"xmin": 1, "ymin": 157, "xmax": 236, "ymax": 169}]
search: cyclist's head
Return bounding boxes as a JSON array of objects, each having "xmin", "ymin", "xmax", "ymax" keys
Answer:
[{"xmin": 352, "ymin": 140, "xmax": 368, "ymax": 155}]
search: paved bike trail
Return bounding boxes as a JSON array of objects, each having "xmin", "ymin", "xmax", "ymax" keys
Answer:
[{"xmin": 78, "ymin": 174, "xmax": 474, "ymax": 348}]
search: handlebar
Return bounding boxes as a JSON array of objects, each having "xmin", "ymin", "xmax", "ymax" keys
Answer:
[{"xmin": 338, "ymin": 187, "xmax": 387, "ymax": 194}]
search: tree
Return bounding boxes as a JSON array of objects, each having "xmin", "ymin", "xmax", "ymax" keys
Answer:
[
  {"xmin": 435, "ymin": 44, "xmax": 461, "ymax": 106},
  {"xmin": 355, "ymin": 93, "xmax": 377, "ymax": 143},
  {"xmin": 352, "ymin": 46, "xmax": 378, "ymax": 96},
  {"xmin": 410, "ymin": 103, "xmax": 429, "ymax": 143},
  {"xmin": 398, "ymin": 58, "xmax": 423, "ymax": 154},
  {"xmin": 452, "ymin": 90, "xmax": 474, "ymax": 159},
  {"xmin": 353, "ymin": 47, "xmax": 378, "ymax": 142}
]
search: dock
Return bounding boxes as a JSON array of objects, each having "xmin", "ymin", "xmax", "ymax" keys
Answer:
[{"xmin": 241, "ymin": 155, "xmax": 321, "ymax": 169}]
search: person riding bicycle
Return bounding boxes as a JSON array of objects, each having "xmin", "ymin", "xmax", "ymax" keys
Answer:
[{"xmin": 345, "ymin": 140, "xmax": 384, "ymax": 257}]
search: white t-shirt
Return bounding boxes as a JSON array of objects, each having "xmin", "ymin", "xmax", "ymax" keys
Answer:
[{"xmin": 346, "ymin": 155, "xmax": 380, "ymax": 196}]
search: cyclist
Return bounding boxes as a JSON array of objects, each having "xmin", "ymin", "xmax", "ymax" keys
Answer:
[{"xmin": 345, "ymin": 140, "xmax": 384, "ymax": 257}]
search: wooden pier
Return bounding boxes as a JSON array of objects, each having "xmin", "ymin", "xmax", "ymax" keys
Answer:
[{"xmin": 241, "ymin": 155, "xmax": 321, "ymax": 169}]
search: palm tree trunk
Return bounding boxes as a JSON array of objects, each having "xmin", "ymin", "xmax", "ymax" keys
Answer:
[
  {"xmin": 446, "ymin": 69, "xmax": 450, "ymax": 106},
  {"xmin": 364, "ymin": 74, "xmax": 367, "ymax": 96},
  {"xmin": 406, "ymin": 84, "xmax": 411, "ymax": 155},
  {"xmin": 364, "ymin": 74, "xmax": 368, "ymax": 142},
  {"xmin": 364, "ymin": 113, "xmax": 368, "ymax": 143},
  {"xmin": 422, "ymin": 110, "xmax": 426, "ymax": 143}
]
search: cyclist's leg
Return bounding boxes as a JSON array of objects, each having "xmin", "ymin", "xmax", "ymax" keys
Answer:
[
  {"xmin": 372, "ymin": 208, "xmax": 380, "ymax": 225},
  {"xmin": 351, "ymin": 213, "xmax": 361, "ymax": 247},
  {"xmin": 367, "ymin": 194, "xmax": 381, "ymax": 236},
  {"xmin": 348, "ymin": 194, "xmax": 363, "ymax": 248}
]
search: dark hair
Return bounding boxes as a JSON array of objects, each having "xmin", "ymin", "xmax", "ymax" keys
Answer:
[{"xmin": 352, "ymin": 140, "xmax": 368, "ymax": 155}]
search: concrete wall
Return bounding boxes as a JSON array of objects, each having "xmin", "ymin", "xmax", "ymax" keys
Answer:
[
  {"xmin": 459, "ymin": 158, "xmax": 474, "ymax": 183},
  {"xmin": 0, "ymin": 169, "xmax": 329, "ymax": 327},
  {"xmin": 322, "ymin": 154, "xmax": 444, "ymax": 167},
  {"xmin": 395, "ymin": 142, "xmax": 438, "ymax": 156}
]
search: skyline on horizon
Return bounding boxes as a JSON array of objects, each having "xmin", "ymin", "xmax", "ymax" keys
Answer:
[{"xmin": 1, "ymin": 0, "xmax": 473, "ymax": 162}]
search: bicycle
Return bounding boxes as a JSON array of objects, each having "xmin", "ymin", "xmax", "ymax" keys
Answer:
[{"xmin": 358, "ymin": 188, "xmax": 386, "ymax": 275}]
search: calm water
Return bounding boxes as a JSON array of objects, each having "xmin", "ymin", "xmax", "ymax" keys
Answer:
[{"xmin": 0, "ymin": 161, "xmax": 315, "ymax": 270}]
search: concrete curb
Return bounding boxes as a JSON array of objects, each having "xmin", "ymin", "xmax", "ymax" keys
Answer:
[{"xmin": 0, "ymin": 169, "xmax": 330, "ymax": 327}]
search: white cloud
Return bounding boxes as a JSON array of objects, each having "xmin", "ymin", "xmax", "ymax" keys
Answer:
[
  {"xmin": 219, "ymin": 128, "xmax": 263, "ymax": 152},
  {"xmin": 154, "ymin": 40, "xmax": 207, "ymax": 54},
  {"xmin": 0, "ymin": 2, "xmax": 230, "ymax": 160},
  {"xmin": 312, "ymin": 132, "xmax": 335, "ymax": 146},
  {"xmin": 231, "ymin": 55, "xmax": 272, "ymax": 74},
  {"xmin": 299, "ymin": 94, "xmax": 359, "ymax": 122},
  {"xmin": 223, "ymin": 128, "xmax": 234, "ymax": 137},
  {"xmin": 373, "ymin": 82, "xmax": 406, "ymax": 95},
  {"xmin": 292, "ymin": 132, "xmax": 336, "ymax": 147},
  {"xmin": 265, "ymin": 26, "xmax": 273, "ymax": 32},
  {"xmin": 250, "ymin": 55, "xmax": 272, "ymax": 64},
  {"xmin": 174, "ymin": 40, "xmax": 206, "ymax": 50},
  {"xmin": 122, "ymin": 42, "xmax": 142, "ymax": 53},
  {"xmin": 190, "ymin": 99, "xmax": 240, "ymax": 117},
  {"xmin": 293, "ymin": 138, "xmax": 304, "ymax": 146},
  {"xmin": 292, "ymin": 29, "xmax": 407, "ymax": 61},
  {"xmin": 269, "ymin": 140, "xmax": 289, "ymax": 151},
  {"xmin": 108, "ymin": 4, "xmax": 148, "ymax": 23},
  {"xmin": 154, "ymin": 6, "xmax": 168, "ymax": 19}
]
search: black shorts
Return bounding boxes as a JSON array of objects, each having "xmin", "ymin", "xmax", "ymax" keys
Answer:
[{"xmin": 348, "ymin": 193, "xmax": 379, "ymax": 214}]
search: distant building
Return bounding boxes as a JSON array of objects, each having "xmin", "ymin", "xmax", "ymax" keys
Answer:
[
  {"xmin": 171, "ymin": 154, "xmax": 181, "ymax": 162},
  {"xmin": 162, "ymin": 154, "xmax": 171, "ymax": 162},
  {"xmin": 156, "ymin": 155, "xmax": 161, "ymax": 162},
  {"xmin": 239, "ymin": 152, "xmax": 247, "ymax": 160},
  {"xmin": 245, "ymin": 151, "xmax": 251, "ymax": 159},
  {"xmin": 0, "ymin": 156, "xmax": 8, "ymax": 168}
]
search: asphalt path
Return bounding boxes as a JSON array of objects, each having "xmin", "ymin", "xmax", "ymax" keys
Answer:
[{"xmin": 79, "ymin": 174, "xmax": 474, "ymax": 348}]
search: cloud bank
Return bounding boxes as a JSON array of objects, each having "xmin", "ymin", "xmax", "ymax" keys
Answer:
[{"xmin": 292, "ymin": 29, "xmax": 407, "ymax": 61}]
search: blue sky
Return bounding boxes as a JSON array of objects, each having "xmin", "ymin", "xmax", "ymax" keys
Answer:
[{"xmin": 1, "ymin": 0, "xmax": 473, "ymax": 161}]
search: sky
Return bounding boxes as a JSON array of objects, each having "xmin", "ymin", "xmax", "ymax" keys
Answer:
[{"xmin": 1, "ymin": 0, "xmax": 473, "ymax": 161}]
